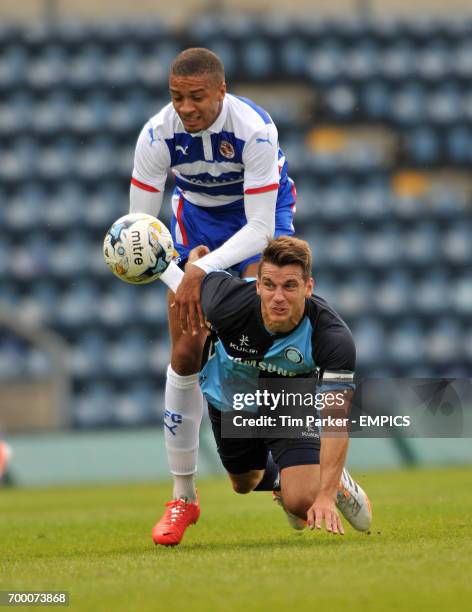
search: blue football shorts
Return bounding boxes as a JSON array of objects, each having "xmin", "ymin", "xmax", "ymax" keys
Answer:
[{"xmin": 170, "ymin": 181, "xmax": 296, "ymax": 274}]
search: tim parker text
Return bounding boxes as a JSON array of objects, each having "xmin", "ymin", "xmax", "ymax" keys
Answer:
[{"xmin": 232, "ymin": 415, "xmax": 411, "ymax": 427}]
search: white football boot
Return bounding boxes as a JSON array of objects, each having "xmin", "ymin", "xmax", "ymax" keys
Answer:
[
  {"xmin": 336, "ymin": 468, "xmax": 372, "ymax": 532},
  {"xmin": 273, "ymin": 490, "xmax": 306, "ymax": 531}
]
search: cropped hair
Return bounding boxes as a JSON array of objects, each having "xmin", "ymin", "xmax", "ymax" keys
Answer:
[
  {"xmin": 258, "ymin": 236, "xmax": 312, "ymax": 282},
  {"xmin": 170, "ymin": 48, "xmax": 225, "ymax": 83}
]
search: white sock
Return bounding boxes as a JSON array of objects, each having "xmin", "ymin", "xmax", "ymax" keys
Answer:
[{"xmin": 164, "ymin": 365, "xmax": 203, "ymax": 501}]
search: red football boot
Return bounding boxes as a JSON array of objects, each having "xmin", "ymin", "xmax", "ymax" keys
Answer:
[{"xmin": 152, "ymin": 495, "xmax": 200, "ymax": 546}]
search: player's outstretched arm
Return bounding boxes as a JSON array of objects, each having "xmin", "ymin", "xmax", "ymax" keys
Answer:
[
  {"xmin": 306, "ymin": 390, "xmax": 353, "ymax": 535},
  {"xmin": 175, "ymin": 190, "xmax": 276, "ymax": 335}
]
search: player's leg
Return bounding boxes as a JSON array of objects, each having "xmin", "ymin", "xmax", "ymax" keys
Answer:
[
  {"xmin": 152, "ymin": 292, "xmax": 207, "ymax": 547},
  {"xmin": 279, "ymin": 464, "xmax": 321, "ymax": 520},
  {"xmin": 208, "ymin": 404, "xmax": 280, "ymax": 495},
  {"xmin": 281, "ymin": 464, "xmax": 372, "ymax": 532},
  {"xmin": 269, "ymin": 441, "xmax": 320, "ymax": 530},
  {"xmin": 270, "ymin": 440, "xmax": 372, "ymax": 532},
  {"xmin": 165, "ymin": 288, "xmax": 207, "ymax": 496}
]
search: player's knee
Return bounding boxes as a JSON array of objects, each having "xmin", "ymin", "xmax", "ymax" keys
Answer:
[
  {"xmin": 283, "ymin": 494, "xmax": 313, "ymax": 519},
  {"xmin": 232, "ymin": 481, "xmax": 253, "ymax": 494},
  {"xmin": 171, "ymin": 343, "xmax": 202, "ymax": 375},
  {"xmin": 230, "ymin": 474, "xmax": 258, "ymax": 494}
]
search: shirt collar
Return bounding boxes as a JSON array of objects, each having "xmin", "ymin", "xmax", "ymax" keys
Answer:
[{"xmin": 205, "ymin": 95, "xmax": 228, "ymax": 133}]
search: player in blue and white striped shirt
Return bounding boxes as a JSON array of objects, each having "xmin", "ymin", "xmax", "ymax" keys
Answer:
[{"xmin": 129, "ymin": 48, "xmax": 296, "ymax": 546}]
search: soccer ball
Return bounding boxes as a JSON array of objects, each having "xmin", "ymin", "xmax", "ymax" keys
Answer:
[{"xmin": 103, "ymin": 213, "xmax": 174, "ymax": 284}]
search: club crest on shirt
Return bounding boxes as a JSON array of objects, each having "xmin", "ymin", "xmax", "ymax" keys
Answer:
[
  {"xmin": 284, "ymin": 347, "xmax": 304, "ymax": 364},
  {"xmin": 219, "ymin": 140, "xmax": 235, "ymax": 159}
]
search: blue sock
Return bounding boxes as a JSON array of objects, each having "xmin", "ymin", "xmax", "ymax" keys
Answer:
[{"xmin": 254, "ymin": 454, "xmax": 280, "ymax": 491}]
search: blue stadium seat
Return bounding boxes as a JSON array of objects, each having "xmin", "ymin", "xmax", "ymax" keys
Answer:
[
  {"xmin": 0, "ymin": 337, "xmax": 27, "ymax": 380},
  {"xmin": 452, "ymin": 41, "xmax": 472, "ymax": 80},
  {"xmin": 388, "ymin": 320, "xmax": 425, "ymax": 368},
  {"xmin": 149, "ymin": 339, "xmax": 172, "ymax": 378},
  {"xmin": 44, "ymin": 182, "xmax": 84, "ymax": 230},
  {"xmin": 75, "ymin": 382, "xmax": 115, "ymax": 427},
  {"xmin": 25, "ymin": 49, "xmax": 67, "ymax": 92},
  {"xmin": 4, "ymin": 184, "xmax": 45, "ymax": 230},
  {"xmin": 242, "ymin": 40, "xmax": 274, "ymax": 78},
  {"xmin": 424, "ymin": 318, "xmax": 463, "ymax": 367},
  {"xmin": 442, "ymin": 222, "xmax": 472, "ymax": 265},
  {"xmin": 315, "ymin": 180, "xmax": 356, "ymax": 222},
  {"xmin": 390, "ymin": 84, "xmax": 427, "ymax": 126},
  {"xmin": 83, "ymin": 184, "xmax": 127, "ymax": 231},
  {"xmin": 450, "ymin": 273, "xmax": 472, "ymax": 316},
  {"xmin": 103, "ymin": 44, "xmax": 143, "ymax": 89},
  {"xmin": 402, "ymin": 223, "xmax": 440, "ymax": 268},
  {"xmin": 18, "ymin": 282, "xmax": 58, "ymax": 327},
  {"xmin": 65, "ymin": 44, "xmax": 105, "ymax": 90},
  {"xmin": 344, "ymin": 42, "xmax": 379, "ymax": 83},
  {"xmin": 11, "ymin": 235, "xmax": 52, "ymax": 281},
  {"xmin": 356, "ymin": 180, "xmax": 392, "ymax": 222},
  {"xmin": 405, "ymin": 127, "xmax": 440, "ymax": 165},
  {"xmin": 446, "ymin": 126, "xmax": 472, "ymax": 164},
  {"xmin": 69, "ymin": 331, "xmax": 108, "ymax": 379},
  {"xmin": 137, "ymin": 285, "xmax": 170, "ymax": 327},
  {"xmin": 98, "ymin": 284, "xmax": 139, "ymax": 328},
  {"xmin": 0, "ymin": 44, "xmax": 28, "ymax": 89},
  {"xmin": 49, "ymin": 236, "xmax": 94, "ymax": 279},
  {"xmin": 280, "ymin": 39, "xmax": 308, "ymax": 76},
  {"xmin": 24, "ymin": 347, "xmax": 52, "ymax": 378},
  {"xmin": 306, "ymin": 44, "xmax": 344, "ymax": 84},
  {"xmin": 350, "ymin": 318, "xmax": 387, "ymax": 370},
  {"xmin": 415, "ymin": 44, "xmax": 450, "ymax": 82},
  {"xmin": 56, "ymin": 281, "xmax": 100, "ymax": 327},
  {"xmin": 361, "ymin": 81, "xmax": 391, "ymax": 120},
  {"xmin": 113, "ymin": 383, "xmax": 160, "ymax": 425},
  {"xmin": 362, "ymin": 226, "xmax": 402, "ymax": 270},
  {"xmin": 427, "ymin": 85, "xmax": 462, "ymax": 125},
  {"xmin": 324, "ymin": 84, "xmax": 358, "ymax": 120},
  {"xmin": 380, "ymin": 43, "xmax": 415, "ymax": 81},
  {"xmin": 412, "ymin": 271, "xmax": 451, "ymax": 317},
  {"xmin": 107, "ymin": 329, "xmax": 150, "ymax": 378},
  {"xmin": 373, "ymin": 271, "xmax": 413, "ymax": 319},
  {"xmin": 319, "ymin": 228, "xmax": 361, "ymax": 270},
  {"xmin": 333, "ymin": 273, "xmax": 373, "ymax": 320}
]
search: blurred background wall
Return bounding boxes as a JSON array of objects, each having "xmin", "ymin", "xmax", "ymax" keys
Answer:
[{"xmin": 1, "ymin": 0, "xmax": 471, "ymax": 484}]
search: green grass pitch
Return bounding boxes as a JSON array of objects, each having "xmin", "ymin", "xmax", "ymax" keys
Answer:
[{"xmin": 1, "ymin": 467, "xmax": 471, "ymax": 611}]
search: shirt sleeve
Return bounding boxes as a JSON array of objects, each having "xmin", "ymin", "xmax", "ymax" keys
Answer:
[
  {"xmin": 200, "ymin": 272, "xmax": 248, "ymax": 330},
  {"xmin": 242, "ymin": 123, "xmax": 280, "ymax": 194},
  {"xmin": 313, "ymin": 312, "xmax": 356, "ymax": 392},
  {"xmin": 131, "ymin": 121, "xmax": 170, "ymax": 193}
]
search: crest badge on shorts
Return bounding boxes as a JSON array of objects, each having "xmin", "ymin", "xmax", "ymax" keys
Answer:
[{"xmin": 219, "ymin": 140, "xmax": 235, "ymax": 159}]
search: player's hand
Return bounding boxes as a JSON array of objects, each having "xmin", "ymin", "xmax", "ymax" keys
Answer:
[
  {"xmin": 187, "ymin": 245, "xmax": 210, "ymax": 264},
  {"xmin": 174, "ymin": 263, "xmax": 207, "ymax": 335},
  {"xmin": 306, "ymin": 494, "xmax": 344, "ymax": 535}
]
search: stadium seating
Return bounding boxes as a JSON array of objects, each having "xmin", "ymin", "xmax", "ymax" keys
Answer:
[{"xmin": 0, "ymin": 17, "xmax": 471, "ymax": 427}]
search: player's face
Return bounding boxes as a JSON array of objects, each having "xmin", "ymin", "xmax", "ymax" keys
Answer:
[
  {"xmin": 256, "ymin": 263, "xmax": 314, "ymax": 333},
  {"xmin": 169, "ymin": 73, "xmax": 226, "ymax": 133}
]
